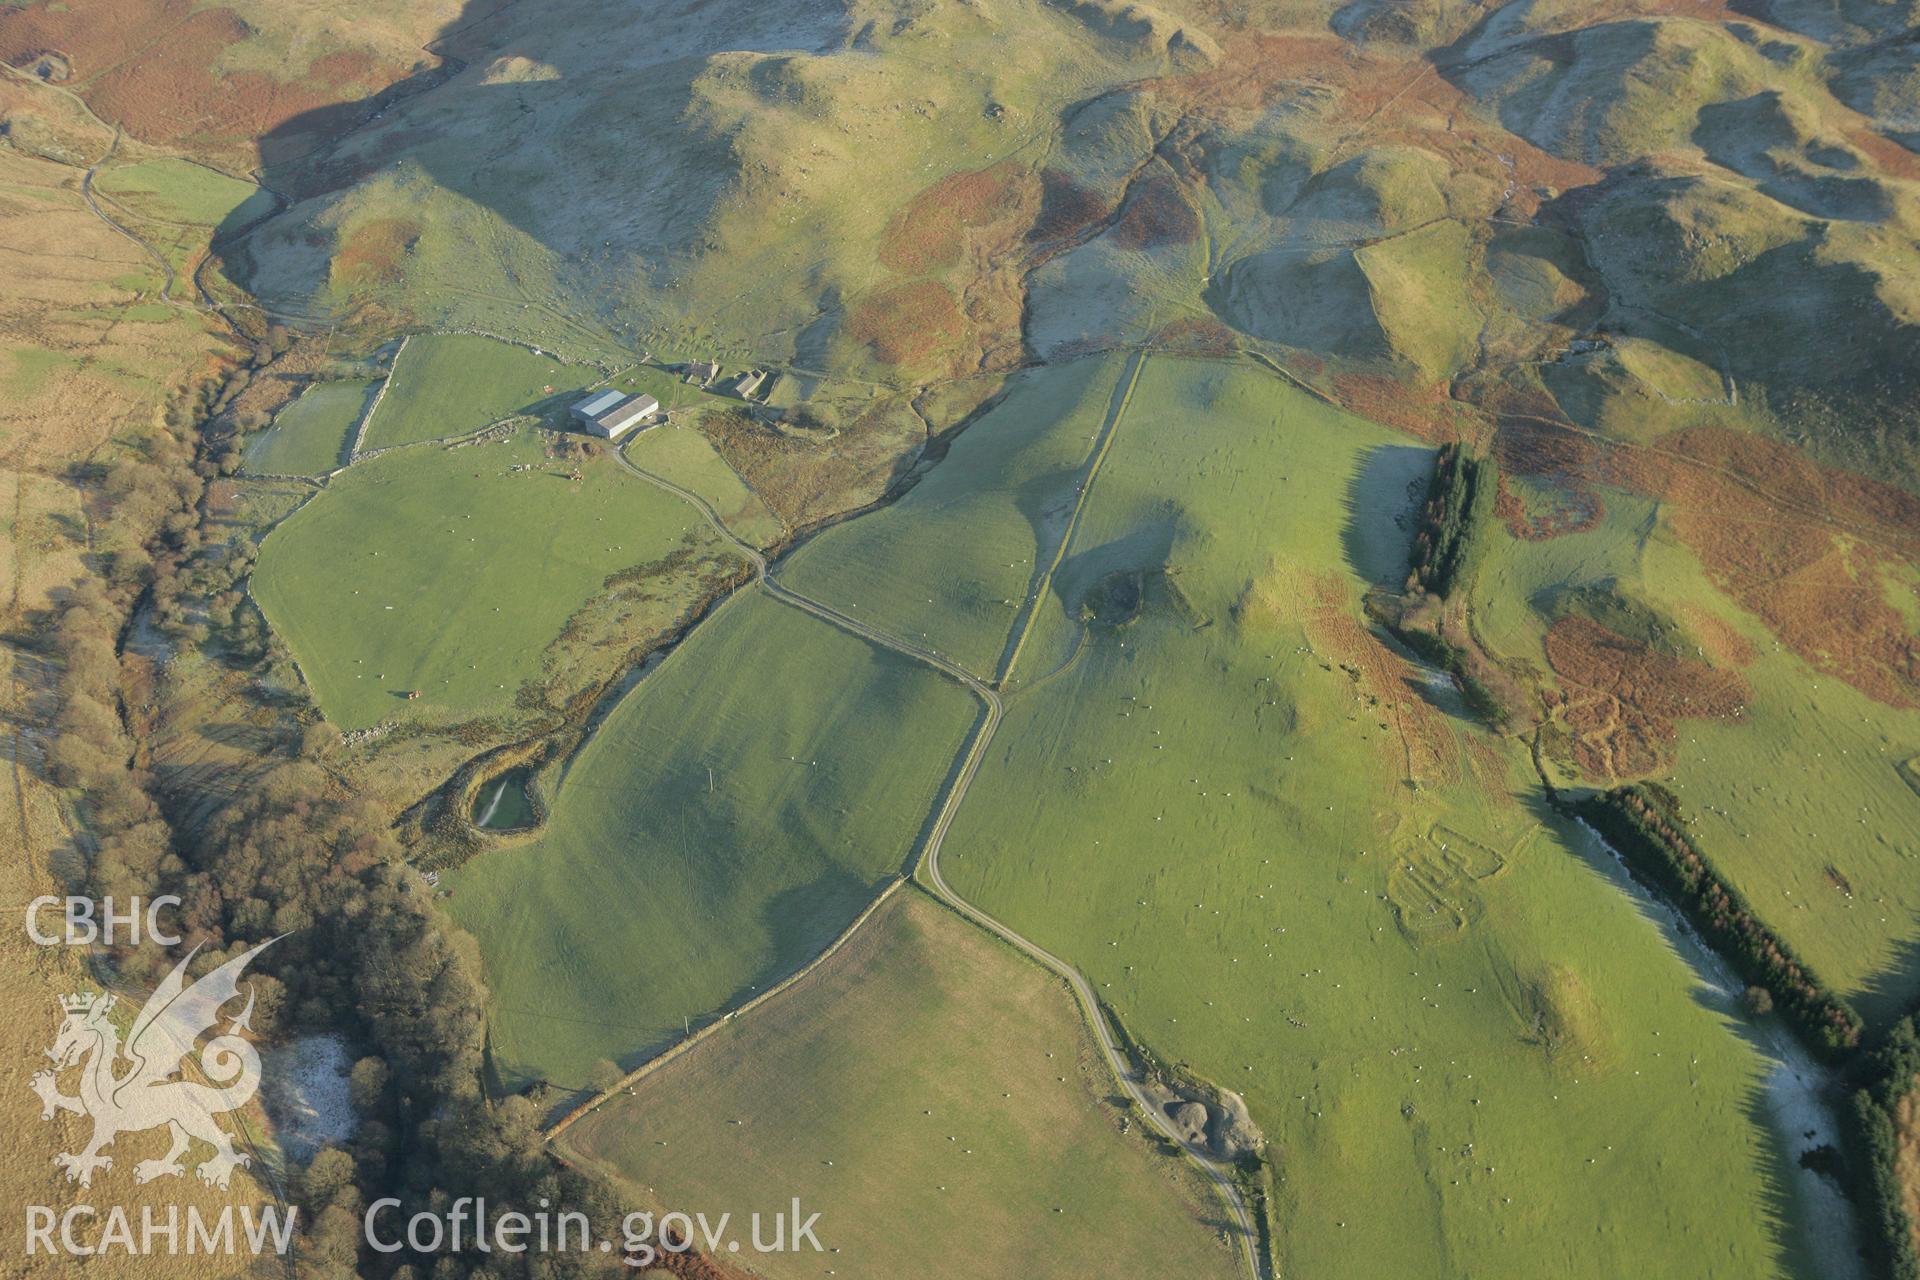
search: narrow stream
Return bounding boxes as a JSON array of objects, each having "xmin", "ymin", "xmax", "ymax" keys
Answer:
[{"xmin": 1570, "ymin": 820, "xmax": 1865, "ymax": 1280}]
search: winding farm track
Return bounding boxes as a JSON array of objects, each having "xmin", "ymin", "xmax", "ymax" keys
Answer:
[
  {"xmin": 80, "ymin": 133, "xmax": 180, "ymax": 301},
  {"xmin": 607, "ymin": 354, "xmax": 1270, "ymax": 1280}
]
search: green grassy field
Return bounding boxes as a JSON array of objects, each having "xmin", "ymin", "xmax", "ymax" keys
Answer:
[
  {"xmin": 929, "ymin": 357, "xmax": 1817, "ymax": 1278},
  {"xmin": 1356, "ymin": 220, "xmax": 1483, "ymax": 379},
  {"xmin": 251, "ymin": 424, "xmax": 713, "ymax": 729},
  {"xmin": 1475, "ymin": 493, "xmax": 1920, "ymax": 1025},
  {"xmin": 444, "ymin": 591, "xmax": 979, "ymax": 1087},
  {"xmin": 1662, "ymin": 643, "xmax": 1920, "ymax": 1025},
  {"xmin": 359, "ymin": 334, "xmax": 592, "ymax": 450},
  {"xmin": 85, "ymin": 155, "xmax": 279, "ymax": 291},
  {"xmin": 3, "ymin": 347, "xmax": 79, "ymax": 399},
  {"xmin": 606, "ymin": 363, "xmax": 726, "ymax": 418},
  {"xmin": 185, "ymin": 3, "xmax": 1920, "ymax": 1273},
  {"xmin": 622, "ymin": 424, "xmax": 784, "ymax": 548},
  {"xmin": 557, "ymin": 887, "xmax": 1241, "ymax": 1280},
  {"xmin": 242, "ymin": 379, "xmax": 373, "ymax": 476},
  {"xmin": 779, "ymin": 356, "xmax": 1125, "ymax": 677},
  {"xmin": 93, "ymin": 157, "xmax": 276, "ymax": 228}
]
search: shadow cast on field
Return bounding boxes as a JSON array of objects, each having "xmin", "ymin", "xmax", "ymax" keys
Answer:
[
  {"xmin": 1395, "ymin": 670, "xmax": 1476, "ymax": 727},
  {"xmin": 1047, "ymin": 516, "xmax": 1180, "ymax": 625},
  {"xmin": 510, "ymin": 866, "xmax": 882, "ymax": 1093},
  {"xmin": 1340, "ymin": 443, "xmax": 1432, "ymax": 589},
  {"xmin": 241, "ymin": 0, "xmax": 861, "ymax": 315},
  {"xmin": 1368, "ymin": 622, "xmax": 1478, "ymax": 727},
  {"xmin": 1852, "ymin": 921, "xmax": 1920, "ymax": 1032},
  {"xmin": 1521, "ymin": 789, "xmax": 1855, "ymax": 1279},
  {"xmin": 193, "ymin": 717, "xmax": 289, "ymax": 753},
  {"xmin": 999, "ymin": 358, "xmax": 1127, "ymax": 619},
  {"xmin": 715, "ymin": 869, "xmax": 876, "ymax": 1038}
]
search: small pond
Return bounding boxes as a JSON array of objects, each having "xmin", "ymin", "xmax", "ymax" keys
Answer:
[{"xmin": 472, "ymin": 766, "xmax": 535, "ymax": 830}]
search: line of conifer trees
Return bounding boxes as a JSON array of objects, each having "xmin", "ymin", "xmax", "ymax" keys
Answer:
[
  {"xmin": 1574, "ymin": 785, "xmax": 1863, "ymax": 1059},
  {"xmin": 1409, "ymin": 442, "xmax": 1493, "ymax": 599},
  {"xmin": 1851, "ymin": 1012, "xmax": 1920, "ymax": 1280}
]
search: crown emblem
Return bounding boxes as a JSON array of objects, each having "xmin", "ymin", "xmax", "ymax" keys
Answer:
[{"xmin": 60, "ymin": 992, "xmax": 109, "ymax": 1014}]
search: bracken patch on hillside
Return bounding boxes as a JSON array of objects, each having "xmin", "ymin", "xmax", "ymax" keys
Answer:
[
  {"xmin": 1108, "ymin": 171, "xmax": 1200, "ymax": 250},
  {"xmin": 1026, "ymin": 168, "xmax": 1110, "ymax": 245},
  {"xmin": 330, "ymin": 217, "xmax": 421, "ymax": 289},
  {"xmin": 1546, "ymin": 615, "xmax": 1748, "ymax": 779},
  {"xmin": 0, "ymin": 0, "xmax": 412, "ymax": 164},
  {"xmin": 877, "ymin": 161, "xmax": 1035, "ymax": 275},
  {"xmin": 1628, "ymin": 426, "xmax": 1920, "ymax": 710},
  {"xmin": 845, "ymin": 279, "xmax": 966, "ymax": 367}
]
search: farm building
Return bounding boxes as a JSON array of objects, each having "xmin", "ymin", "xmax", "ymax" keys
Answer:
[
  {"xmin": 582, "ymin": 394, "xmax": 659, "ymax": 439},
  {"xmin": 686, "ymin": 359, "xmax": 721, "ymax": 385},
  {"xmin": 732, "ymin": 369, "xmax": 767, "ymax": 399},
  {"xmin": 570, "ymin": 389, "xmax": 625, "ymax": 425}
]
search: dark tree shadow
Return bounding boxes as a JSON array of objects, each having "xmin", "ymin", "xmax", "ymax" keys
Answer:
[
  {"xmin": 1340, "ymin": 442, "xmax": 1432, "ymax": 589},
  {"xmin": 1522, "ymin": 788, "xmax": 1865, "ymax": 1279}
]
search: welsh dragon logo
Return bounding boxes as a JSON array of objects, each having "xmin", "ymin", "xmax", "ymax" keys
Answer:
[{"xmin": 31, "ymin": 938, "xmax": 276, "ymax": 1190}]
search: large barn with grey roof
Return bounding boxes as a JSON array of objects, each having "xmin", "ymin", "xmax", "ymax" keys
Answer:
[{"xmin": 569, "ymin": 390, "xmax": 659, "ymax": 440}]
